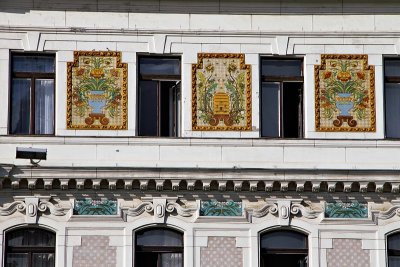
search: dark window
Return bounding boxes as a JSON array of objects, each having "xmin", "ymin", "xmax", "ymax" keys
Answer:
[
  {"xmin": 135, "ymin": 228, "xmax": 183, "ymax": 267},
  {"xmin": 384, "ymin": 59, "xmax": 400, "ymax": 138},
  {"xmin": 5, "ymin": 228, "xmax": 55, "ymax": 267},
  {"xmin": 388, "ymin": 233, "xmax": 400, "ymax": 266},
  {"xmin": 138, "ymin": 56, "xmax": 181, "ymax": 137},
  {"xmin": 260, "ymin": 230, "xmax": 308, "ymax": 267},
  {"xmin": 260, "ymin": 58, "xmax": 303, "ymax": 138},
  {"xmin": 10, "ymin": 53, "xmax": 55, "ymax": 135}
]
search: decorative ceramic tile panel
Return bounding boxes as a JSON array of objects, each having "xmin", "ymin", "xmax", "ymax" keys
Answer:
[
  {"xmin": 192, "ymin": 53, "xmax": 251, "ymax": 131},
  {"xmin": 315, "ymin": 54, "xmax": 375, "ymax": 132},
  {"xmin": 201, "ymin": 237, "xmax": 243, "ymax": 267},
  {"xmin": 200, "ymin": 201, "xmax": 242, "ymax": 216},
  {"xmin": 73, "ymin": 236, "xmax": 117, "ymax": 267},
  {"xmin": 325, "ymin": 201, "xmax": 368, "ymax": 218},
  {"xmin": 67, "ymin": 51, "xmax": 127, "ymax": 129},
  {"xmin": 326, "ymin": 239, "xmax": 370, "ymax": 267},
  {"xmin": 73, "ymin": 199, "xmax": 118, "ymax": 215}
]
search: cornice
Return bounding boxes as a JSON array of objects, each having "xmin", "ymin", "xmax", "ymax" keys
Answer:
[{"xmin": 1, "ymin": 166, "xmax": 400, "ymax": 193}]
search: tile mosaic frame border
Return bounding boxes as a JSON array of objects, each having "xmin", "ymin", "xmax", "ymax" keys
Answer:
[
  {"xmin": 191, "ymin": 53, "xmax": 252, "ymax": 131},
  {"xmin": 67, "ymin": 51, "xmax": 128, "ymax": 130},
  {"xmin": 314, "ymin": 54, "xmax": 376, "ymax": 132}
]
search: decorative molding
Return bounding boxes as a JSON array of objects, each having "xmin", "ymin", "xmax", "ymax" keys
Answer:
[
  {"xmin": 67, "ymin": 51, "xmax": 128, "ymax": 130},
  {"xmin": 0, "ymin": 196, "xmax": 71, "ymax": 223},
  {"xmin": 315, "ymin": 54, "xmax": 375, "ymax": 132},
  {"xmin": 377, "ymin": 200, "xmax": 400, "ymax": 220},
  {"xmin": 247, "ymin": 199, "xmax": 322, "ymax": 225},
  {"xmin": 123, "ymin": 197, "xmax": 197, "ymax": 222},
  {"xmin": 192, "ymin": 53, "xmax": 252, "ymax": 131}
]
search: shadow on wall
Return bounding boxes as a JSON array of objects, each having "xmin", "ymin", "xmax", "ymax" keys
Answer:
[{"xmin": 3, "ymin": 0, "xmax": 400, "ymax": 14}]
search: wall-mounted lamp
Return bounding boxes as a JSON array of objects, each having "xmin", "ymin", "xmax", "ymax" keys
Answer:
[{"xmin": 16, "ymin": 147, "xmax": 47, "ymax": 165}]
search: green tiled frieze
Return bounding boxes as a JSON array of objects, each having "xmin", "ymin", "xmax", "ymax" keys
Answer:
[
  {"xmin": 73, "ymin": 199, "xmax": 118, "ymax": 215},
  {"xmin": 325, "ymin": 201, "xmax": 368, "ymax": 218},
  {"xmin": 200, "ymin": 200, "xmax": 242, "ymax": 216}
]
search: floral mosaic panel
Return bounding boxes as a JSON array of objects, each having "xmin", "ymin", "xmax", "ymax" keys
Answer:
[
  {"xmin": 200, "ymin": 201, "xmax": 242, "ymax": 216},
  {"xmin": 315, "ymin": 54, "xmax": 375, "ymax": 132},
  {"xmin": 325, "ymin": 201, "xmax": 368, "ymax": 218},
  {"xmin": 192, "ymin": 53, "xmax": 251, "ymax": 131},
  {"xmin": 67, "ymin": 51, "xmax": 127, "ymax": 129},
  {"xmin": 73, "ymin": 199, "xmax": 118, "ymax": 215}
]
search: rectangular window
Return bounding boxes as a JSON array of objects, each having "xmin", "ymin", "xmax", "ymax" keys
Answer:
[
  {"xmin": 260, "ymin": 58, "xmax": 303, "ymax": 138},
  {"xmin": 384, "ymin": 58, "xmax": 400, "ymax": 138},
  {"xmin": 138, "ymin": 56, "xmax": 181, "ymax": 137},
  {"xmin": 10, "ymin": 53, "xmax": 55, "ymax": 135}
]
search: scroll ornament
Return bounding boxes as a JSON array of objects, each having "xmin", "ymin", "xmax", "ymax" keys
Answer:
[
  {"xmin": 124, "ymin": 197, "xmax": 197, "ymax": 221},
  {"xmin": 247, "ymin": 199, "xmax": 322, "ymax": 225},
  {"xmin": 0, "ymin": 196, "xmax": 71, "ymax": 223}
]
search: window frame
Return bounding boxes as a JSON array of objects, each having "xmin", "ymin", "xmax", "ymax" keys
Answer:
[
  {"xmin": 137, "ymin": 55, "xmax": 181, "ymax": 137},
  {"xmin": 383, "ymin": 57, "xmax": 400, "ymax": 139},
  {"xmin": 259, "ymin": 229, "xmax": 309, "ymax": 267},
  {"xmin": 260, "ymin": 56, "xmax": 304, "ymax": 139},
  {"xmin": 9, "ymin": 51, "xmax": 56, "ymax": 136},
  {"xmin": 134, "ymin": 227, "xmax": 184, "ymax": 267},
  {"xmin": 4, "ymin": 227, "xmax": 56, "ymax": 267}
]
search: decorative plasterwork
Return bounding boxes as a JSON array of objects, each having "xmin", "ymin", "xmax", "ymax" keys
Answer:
[
  {"xmin": 67, "ymin": 51, "xmax": 128, "ymax": 130},
  {"xmin": 315, "ymin": 54, "xmax": 375, "ymax": 132},
  {"xmin": 247, "ymin": 199, "xmax": 322, "ymax": 225},
  {"xmin": 122, "ymin": 197, "xmax": 197, "ymax": 222},
  {"xmin": 192, "ymin": 53, "xmax": 252, "ymax": 131},
  {"xmin": 376, "ymin": 200, "xmax": 400, "ymax": 220},
  {"xmin": 0, "ymin": 196, "xmax": 71, "ymax": 223}
]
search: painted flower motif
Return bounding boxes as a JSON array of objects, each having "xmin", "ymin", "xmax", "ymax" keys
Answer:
[
  {"xmin": 90, "ymin": 68, "xmax": 105, "ymax": 78},
  {"xmin": 337, "ymin": 71, "xmax": 351, "ymax": 82},
  {"xmin": 324, "ymin": 71, "xmax": 332, "ymax": 79},
  {"xmin": 76, "ymin": 68, "xmax": 85, "ymax": 76},
  {"xmin": 357, "ymin": 71, "xmax": 365, "ymax": 80},
  {"xmin": 110, "ymin": 69, "xmax": 119, "ymax": 77},
  {"xmin": 205, "ymin": 63, "xmax": 214, "ymax": 73},
  {"xmin": 228, "ymin": 62, "xmax": 237, "ymax": 72}
]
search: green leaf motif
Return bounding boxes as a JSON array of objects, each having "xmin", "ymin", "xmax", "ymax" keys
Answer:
[
  {"xmin": 200, "ymin": 201, "xmax": 242, "ymax": 216},
  {"xmin": 325, "ymin": 202, "xmax": 368, "ymax": 218},
  {"xmin": 73, "ymin": 199, "xmax": 118, "ymax": 215}
]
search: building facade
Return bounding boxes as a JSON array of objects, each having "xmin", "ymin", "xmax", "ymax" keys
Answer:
[{"xmin": 1, "ymin": 1, "xmax": 400, "ymax": 266}]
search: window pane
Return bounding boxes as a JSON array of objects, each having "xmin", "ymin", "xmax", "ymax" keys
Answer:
[
  {"xmin": 385, "ymin": 83, "xmax": 400, "ymax": 138},
  {"xmin": 389, "ymin": 256, "xmax": 400, "ymax": 267},
  {"xmin": 13, "ymin": 55, "xmax": 55, "ymax": 73},
  {"xmin": 261, "ymin": 231, "xmax": 308, "ymax": 250},
  {"xmin": 6, "ymin": 253, "xmax": 28, "ymax": 267},
  {"xmin": 7, "ymin": 229, "xmax": 55, "ymax": 247},
  {"xmin": 139, "ymin": 58, "xmax": 180, "ymax": 76},
  {"xmin": 261, "ymin": 82, "xmax": 280, "ymax": 137},
  {"xmin": 282, "ymin": 82, "xmax": 302, "ymax": 138},
  {"xmin": 138, "ymin": 81, "xmax": 158, "ymax": 136},
  {"xmin": 385, "ymin": 60, "xmax": 400, "ymax": 77},
  {"xmin": 136, "ymin": 229, "xmax": 183, "ymax": 247},
  {"xmin": 35, "ymin": 79, "xmax": 55, "ymax": 135},
  {"xmin": 389, "ymin": 234, "xmax": 400, "ymax": 250},
  {"xmin": 160, "ymin": 253, "xmax": 183, "ymax": 267},
  {"xmin": 11, "ymin": 79, "xmax": 31, "ymax": 134},
  {"xmin": 261, "ymin": 59, "xmax": 302, "ymax": 77},
  {"xmin": 33, "ymin": 253, "xmax": 55, "ymax": 267}
]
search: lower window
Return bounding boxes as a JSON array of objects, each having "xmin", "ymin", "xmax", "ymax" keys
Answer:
[
  {"xmin": 135, "ymin": 228, "xmax": 183, "ymax": 267},
  {"xmin": 388, "ymin": 233, "xmax": 400, "ymax": 266},
  {"xmin": 5, "ymin": 228, "xmax": 55, "ymax": 267},
  {"xmin": 260, "ymin": 230, "xmax": 308, "ymax": 267}
]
